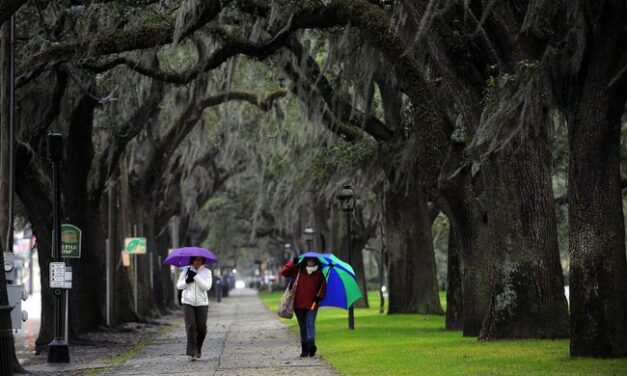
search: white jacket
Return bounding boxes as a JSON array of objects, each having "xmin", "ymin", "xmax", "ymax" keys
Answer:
[{"xmin": 177, "ymin": 265, "xmax": 213, "ymax": 306}]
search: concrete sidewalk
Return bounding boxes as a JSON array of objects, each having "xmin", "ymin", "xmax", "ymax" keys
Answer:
[{"xmin": 102, "ymin": 288, "xmax": 337, "ymax": 376}]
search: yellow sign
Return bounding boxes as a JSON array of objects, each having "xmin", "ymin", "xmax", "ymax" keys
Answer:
[{"xmin": 121, "ymin": 251, "xmax": 131, "ymax": 267}]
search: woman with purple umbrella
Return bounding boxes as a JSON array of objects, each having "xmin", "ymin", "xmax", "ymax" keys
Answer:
[{"xmin": 166, "ymin": 247, "xmax": 217, "ymax": 361}]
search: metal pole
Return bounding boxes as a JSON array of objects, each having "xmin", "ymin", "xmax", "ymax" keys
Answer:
[
  {"xmin": 47, "ymin": 133, "xmax": 69, "ymax": 363},
  {"xmin": 5, "ymin": 15, "xmax": 15, "ymax": 255},
  {"xmin": 29, "ymin": 245, "xmax": 33, "ymax": 295},
  {"xmin": 106, "ymin": 178, "xmax": 116, "ymax": 327},
  {"xmin": 171, "ymin": 220, "xmax": 179, "ymax": 306},
  {"xmin": 133, "ymin": 225, "xmax": 137, "ymax": 314},
  {"xmin": 53, "ymin": 157, "xmax": 62, "ymax": 338},
  {"xmin": 0, "ymin": 19, "xmax": 18, "ymax": 374},
  {"xmin": 64, "ymin": 289, "xmax": 68, "ymax": 342},
  {"xmin": 105, "ymin": 238, "xmax": 110, "ymax": 327},
  {"xmin": 133, "ymin": 253, "xmax": 137, "ymax": 313},
  {"xmin": 347, "ymin": 211, "xmax": 354, "ymax": 330}
]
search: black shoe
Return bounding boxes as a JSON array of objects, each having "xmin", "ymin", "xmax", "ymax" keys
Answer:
[
  {"xmin": 300, "ymin": 342, "xmax": 308, "ymax": 357},
  {"xmin": 309, "ymin": 340, "xmax": 317, "ymax": 357}
]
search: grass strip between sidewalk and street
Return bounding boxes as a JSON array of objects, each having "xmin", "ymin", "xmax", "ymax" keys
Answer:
[{"xmin": 260, "ymin": 291, "xmax": 627, "ymax": 376}]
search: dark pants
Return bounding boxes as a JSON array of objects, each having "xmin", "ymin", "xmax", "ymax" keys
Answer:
[
  {"xmin": 294, "ymin": 308, "xmax": 318, "ymax": 343},
  {"xmin": 182, "ymin": 304, "xmax": 208, "ymax": 356}
]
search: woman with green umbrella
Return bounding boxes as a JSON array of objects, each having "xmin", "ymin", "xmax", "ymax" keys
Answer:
[{"xmin": 281, "ymin": 256, "xmax": 327, "ymax": 357}]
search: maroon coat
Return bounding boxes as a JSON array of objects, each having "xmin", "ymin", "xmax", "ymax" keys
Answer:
[{"xmin": 281, "ymin": 261, "xmax": 327, "ymax": 310}]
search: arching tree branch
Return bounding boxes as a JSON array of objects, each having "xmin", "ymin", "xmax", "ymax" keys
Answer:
[
  {"xmin": 282, "ymin": 37, "xmax": 394, "ymax": 142},
  {"xmin": 18, "ymin": 19, "xmax": 176, "ymax": 86},
  {"xmin": 140, "ymin": 87, "xmax": 288, "ymax": 194},
  {"xmin": 80, "ymin": 19, "xmax": 298, "ymax": 84}
]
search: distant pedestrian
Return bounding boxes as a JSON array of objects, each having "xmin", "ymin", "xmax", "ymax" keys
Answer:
[
  {"xmin": 177, "ymin": 256, "xmax": 212, "ymax": 361},
  {"xmin": 281, "ymin": 256, "xmax": 326, "ymax": 357}
]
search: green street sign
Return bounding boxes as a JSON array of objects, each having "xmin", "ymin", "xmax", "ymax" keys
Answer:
[
  {"xmin": 124, "ymin": 237, "xmax": 147, "ymax": 254},
  {"xmin": 61, "ymin": 224, "xmax": 82, "ymax": 258}
]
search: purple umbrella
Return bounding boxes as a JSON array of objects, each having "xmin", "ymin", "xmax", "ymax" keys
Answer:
[{"xmin": 163, "ymin": 247, "xmax": 218, "ymax": 267}]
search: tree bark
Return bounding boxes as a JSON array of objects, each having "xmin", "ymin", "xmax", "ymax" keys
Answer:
[
  {"xmin": 479, "ymin": 131, "xmax": 569, "ymax": 339},
  {"xmin": 445, "ymin": 224, "xmax": 463, "ymax": 330},
  {"xmin": 14, "ymin": 152, "xmax": 53, "ymax": 352},
  {"xmin": 312, "ymin": 193, "xmax": 331, "ymax": 253},
  {"xmin": 62, "ymin": 88, "xmax": 107, "ymax": 336},
  {"xmin": 568, "ymin": 90, "xmax": 627, "ymax": 356},
  {"xmin": 384, "ymin": 172, "xmax": 443, "ymax": 315},
  {"xmin": 143, "ymin": 203, "xmax": 166, "ymax": 314},
  {"xmin": 551, "ymin": 0, "xmax": 627, "ymax": 357},
  {"xmin": 564, "ymin": 2, "xmax": 627, "ymax": 357},
  {"xmin": 154, "ymin": 230, "xmax": 175, "ymax": 310},
  {"xmin": 439, "ymin": 144, "xmax": 491, "ymax": 336},
  {"xmin": 114, "ymin": 163, "xmax": 139, "ymax": 323}
]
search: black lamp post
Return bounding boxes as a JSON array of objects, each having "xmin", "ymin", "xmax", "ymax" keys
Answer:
[
  {"xmin": 47, "ymin": 133, "xmax": 70, "ymax": 363},
  {"xmin": 283, "ymin": 243, "xmax": 292, "ymax": 262},
  {"xmin": 337, "ymin": 184, "xmax": 356, "ymax": 330},
  {"xmin": 303, "ymin": 226, "xmax": 315, "ymax": 251}
]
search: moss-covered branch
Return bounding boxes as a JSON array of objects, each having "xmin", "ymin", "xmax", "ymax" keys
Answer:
[
  {"xmin": 141, "ymin": 87, "xmax": 288, "ymax": 193},
  {"xmin": 80, "ymin": 23, "xmax": 295, "ymax": 85},
  {"xmin": 197, "ymin": 89, "xmax": 288, "ymax": 112},
  {"xmin": 283, "ymin": 37, "xmax": 394, "ymax": 142},
  {"xmin": 18, "ymin": 19, "xmax": 176, "ymax": 86}
]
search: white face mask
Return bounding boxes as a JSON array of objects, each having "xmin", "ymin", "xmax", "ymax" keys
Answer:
[{"xmin": 306, "ymin": 265, "xmax": 318, "ymax": 274}]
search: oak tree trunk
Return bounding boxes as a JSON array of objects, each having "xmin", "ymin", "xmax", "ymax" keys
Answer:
[
  {"xmin": 15, "ymin": 156, "xmax": 53, "ymax": 352},
  {"xmin": 479, "ymin": 132, "xmax": 569, "ymax": 339},
  {"xmin": 63, "ymin": 91, "xmax": 106, "ymax": 336},
  {"xmin": 384, "ymin": 174, "xmax": 443, "ymax": 314},
  {"xmin": 439, "ymin": 144, "xmax": 491, "ymax": 336},
  {"xmin": 143, "ymin": 204, "xmax": 166, "ymax": 314},
  {"xmin": 568, "ymin": 92, "xmax": 627, "ymax": 356},
  {"xmin": 114, "ymin": 160, "xmax": 140, "ymax": 323},
  {"xmin": 445, "ymin": 224, "xmax": 463, "ymax": 330},
  {"xmin": 566, "ymin": 3, "xmax": 627, "ymax": 355}
]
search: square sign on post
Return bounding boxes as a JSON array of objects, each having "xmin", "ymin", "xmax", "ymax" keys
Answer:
[
  {"xmin": 50, "ymin": 262, "xmax": 66, "ymax": 288},
  {"xmin": 124, "ymin": 237, "xmax": 147, "ymax": 254},
  {"xmin": 61, "ymin": 224, "xmax": 82, "ymax": 258}
]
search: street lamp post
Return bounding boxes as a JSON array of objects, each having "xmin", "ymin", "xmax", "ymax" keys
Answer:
[
  {"xmin": 337, "ymin": 184, "xmax": 356, "ymax": 330},
  {"xmin": 47, "ymin": 133, "xmax": 70, "ymax": 363},
  {"xmin": 303, "ymin": 226, "xmax": 315, "ymax": 251},
  {"xmin": 283, "ymin": 243, "xmax": 292, "ymax": 263}
]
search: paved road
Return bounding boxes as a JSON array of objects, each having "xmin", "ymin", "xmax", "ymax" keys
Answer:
[{"xmin": 101, "ymin": 288, "xmax": 337, "ymax": 376}]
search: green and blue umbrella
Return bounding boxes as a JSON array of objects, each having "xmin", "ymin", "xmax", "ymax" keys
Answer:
[{"xmin": 299, "ymin": 252, "xmax": 363, "ymax": 309}]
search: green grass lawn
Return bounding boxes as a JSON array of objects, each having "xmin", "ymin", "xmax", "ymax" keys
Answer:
[{"xmin": 260, "ymin": 291, "xmax": 627, "ymax": 376}]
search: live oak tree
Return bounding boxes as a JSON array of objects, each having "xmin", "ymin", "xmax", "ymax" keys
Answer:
[{"xmin": 3, "ymin": 0, "xmax": 625, "ymax": 362}]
